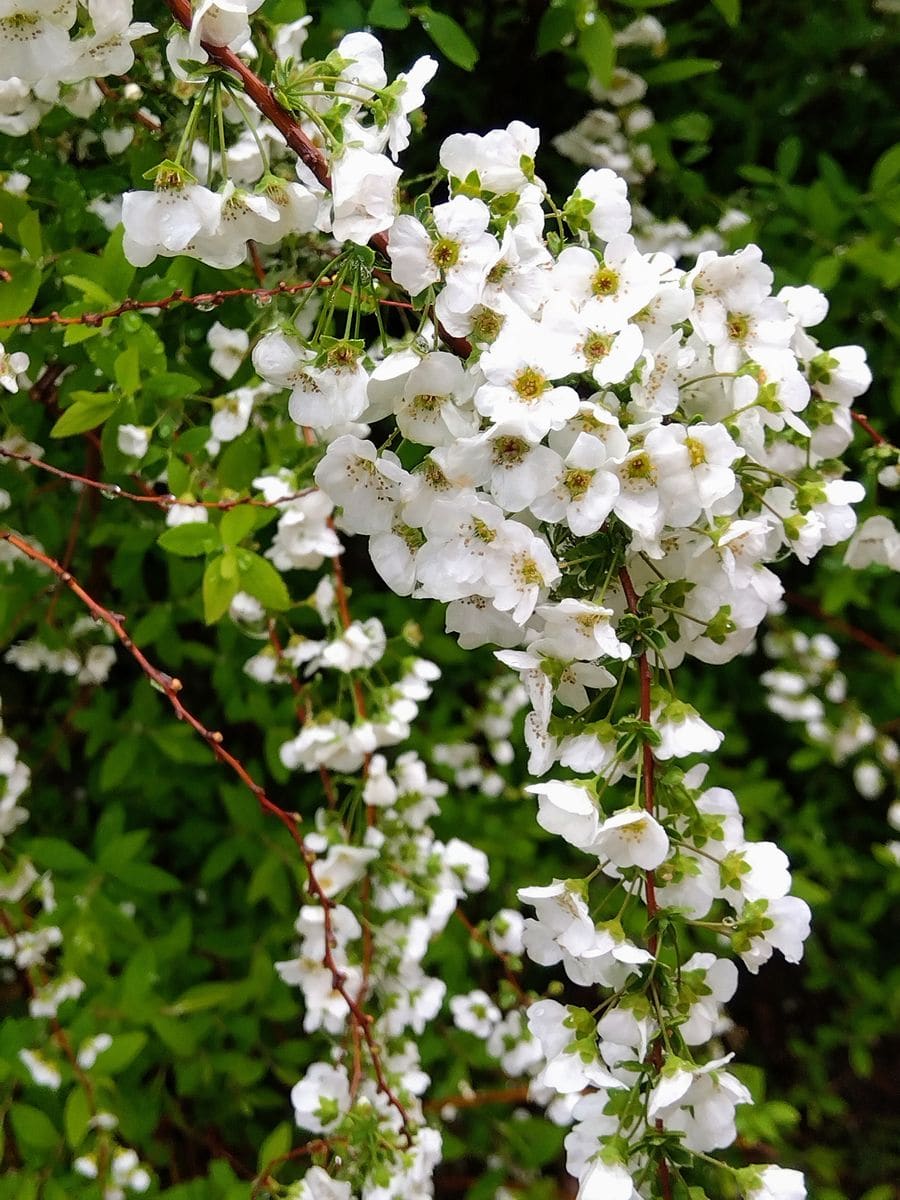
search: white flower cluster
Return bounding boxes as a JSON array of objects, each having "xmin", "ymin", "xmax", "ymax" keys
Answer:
[
  {"xmin": 0, "ymin": 697, "xmax": 153, "ymax": 1190},
  {"xmin": 276, "ymin": 730, "xmax": 490, "ymax": 1195},
  {"xmin": 0, "ymin": 0, "xmax": 154, "ymax": 136},
  {"xmin": 762, "ymin": 628, "xmax": 899, "ymax": 804},
  {"xmin": 5, "ymin": 617, "xmax": 117, "ymax": 686}
]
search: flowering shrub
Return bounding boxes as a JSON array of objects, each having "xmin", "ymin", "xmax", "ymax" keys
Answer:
[{"xmin": 0, "ymin": 3, "xmax": 897, "ymax": 1200}]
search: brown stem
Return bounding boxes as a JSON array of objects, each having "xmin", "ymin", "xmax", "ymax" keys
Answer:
[
  {"xmin": 161, "ymin": 0, "xmax": 472, "ymax": 359},
  {"xmin": 850, "ymin": 409, "xmax": 888, "ymax": 447},
  {"xmin": 454, "ymin": 909, "xmax": 529, "ymax": 1004},
  {"xmin": 618, "ymin": 567, "xmax": 672, "ymax": 1200},
  {"xmin": 0, "ymin": 528, "xmax": 413, "ymax": 1140},
  {"xmin": 783, "ymin": 591, "xmax": 896, "ymax": 660},
  {"xmin": 0, "ymin": 447, "xmax": 315, "ymax": 510}
]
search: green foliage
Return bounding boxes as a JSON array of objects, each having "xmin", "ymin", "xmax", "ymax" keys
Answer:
[{"xmin": 0, "ymin": 1, "xmax": 897, "ymax": 1198}]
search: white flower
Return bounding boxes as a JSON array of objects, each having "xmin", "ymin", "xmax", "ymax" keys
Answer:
[
  {"xmin": 291, "ymin": 1062, "xmax": 351, "ymax": 1133},
  {"xmin": 740, "ymin": 1165, "xmax": 807, "ymax": 1200},
  {"xmin": 389, "ymin": 196, "xmax": 498, "ymax": 316},
  {"xmin": 577, "ymin": 1158, "xmax": 635, "ymax": 1200},
  {"xmin": 592, "ymin": 809, "xmax": 670, "ymax": 870},
  {"xmin": 116, "ymin": 423, "xmax": 150, "ymax": 459},
  {"xmin": 0, "ymin": 342, "xmax": 28, "ymax": 392},
  {"xmin": 450, "ymin": 989, "xmax": 501, "ymax": 1038},
  {"xmin": 76, "ymin": 1033, "xmax": 112, "ymax": 1069},
  {"xmin": 207, "ymin": 322, "xmax": 249, "ymax": 379},
  {"xmin": 121, "ymin": 184, "xmax": 221, "ymax": 267},
  {"xmin": 295, "ymin": 1166, "xmax": 353, "ymax": 1200},
  {"xmin": 314, "ymin": 436, "xmax": 412, "ymax": 534},
  {"xmin": 567, "ymin": 168, "xmax": 632, "ymax": 241},
  {"xmin": 331, "ymin": 147, "xmax": 401, "ymax": 244},
  {"xmin": 19, "ymin": 1047, "xmax": 61, "ymax": 1089}
]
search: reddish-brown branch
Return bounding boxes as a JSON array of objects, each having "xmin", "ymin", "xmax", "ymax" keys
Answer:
[
  {"xmin": 0, "ymin": 279, "xmax": 328, "ymax": 329},
  {"xmin": 424, "ymin": 1085, "xmax": 531, "ymax": 1112},
  {"xmin": 618, "ymin": 567, "xmax": 672, "ymax": 1200},
  {"xmin": 161, "ymin": 0, "xmax": 472, "ymax": 359},
  {"xmin": 850, "ymin": 409, "xmax": 888, "ymax": 446},
  {"xmin": 783, "ymin": 592, "xmax": 896, "ymax": 660},
  {"xmin": 454, "ymin": 909, "xmax": 529, "ymax": 1004},
  {"xmin": 0, "ymin": 909, "xmax": 97, "ymax": 1115},
  {"xmin": 267, "ymin": 620, "xmax": 338, "ymax": 809},
  {"xmin": 247, "ymin": 240, "xmax": 266, "ymax": 285},
  {"xmin": 0, "ymin": 447, "xmax": 315, "ymax": 510},
  {"xmin": 0, "ymin": 528, "xmax": 412, "ymax": 1140},
  {"xmin": 95, "ymin": 78, "xmax": 163, "ymax": 132}
]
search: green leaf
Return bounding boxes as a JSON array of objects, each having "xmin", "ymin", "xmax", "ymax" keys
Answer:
[
  {"xmin": 97, "ymin": 830, "xmax": 149, "ymax": 872},
  {"xmin": 416, "ymin": 8, "xmax": 478, "ymax": 70},
  {"xmin": 0, "ymin": 261, "xmax": 41, "ymax": 321},
  {"xmin": 63, "ymin": 1087, "xmax": 91, "ymax": 1149},
  {"xmin": 368, "ymin": 0, "xmax": 410, "ymax": 27},
  {"xmin": 168, "ymin": 980, "xmax": 247, "ymax": 1015},
  {"xmin": 709, "ymin": 0, "xmax": 740, "ymax": 26},
  {"xmin": 17, "ymin": 211, "xmax": 42, "ymax": 261},
  {"xmin": 150, "ymin": 725, "xmax": 215, "ymax": 765},
  {"xmin": 775, "ymin": 135, "xmax": 803, "ymax": 181},
  {"xmin": 536, "ymin": 2, "xmax": 575, "ymax": 55},
  {"xmin": 870, "ymin": 142, "xmax": 900, "ymax": 192},
  {"xmin": 50, "ymin": 393, "xmax": 119, "ymax": 438},
  {"xmin": 220, "ymin": 505, "xmax": 259, "ymax": 546},
  {"xmin": 143, "ymin": 372, "xmax": 200, "ymax": 402},
  {"xmin": 99, "ymin": 225, "xmax": 136, "ymax": 300},
  {"xmin": 257, "ymin": 1121, "xmax": 293, "ymax": 1172},
  {"xmin": 158, "ymin": 523, "xmax": 221, "ymax": 557},
  {"xmin": 27, "ymin": 837, "xmax": 92, "ymax": 872},
  {"xmin": 238, "ymin": 551, "xmax": 290, "ymax": 611},
  {"xmin": 203, "ymin": 553, "xmax": 240, "ymax": 623},
  {"xmin": 578, "ymin": 14, "xmax": 615, "ymax": 88},
  {"xmin": 91, "ymin": 1032, "xmax": 148, "ymax": 1075},
  {"xmin": 99, "ymin": 737, "xmax": 141, "ymax": 792},
  {"xmin": 107, "ymin": 860, "xmax": 181, "ymax": 893},
  {"xmin": 114, "ymin": 345, "xmax": 141, "ymax": 396},
  {"xmin": 10, "ymin": 1104, "xmax": 59, "ymax": 1151},
  {"xmin": 62, "ymin": 274, "xmax": 115, "ymax": 306},
  {"xmin": 643, "ymin": 58, "xmax": 720, "ymax": 84}
]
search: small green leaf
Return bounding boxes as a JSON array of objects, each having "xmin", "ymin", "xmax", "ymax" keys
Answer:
[
  {"xmin": 644, "ymin": 58, "xmax": 720, "ymax": 84},
  {"xmin": 10, "ymin": 1104, "xmax": 59, "ymax": 1151},
  {"xmin": 107, "ymin": 860, "xmax": 181, "ymax": 893},
  {"xmin": 578, "ymin": 14, "xmax": 615, "ymax": 88},
  {"xmin": 709, "ymin": 0, "xmax": 740, "ymax": 26},
  {"xmin": 0, "ymin": 261, "xmax": 41, "ymax": 321},
  {"xmin": 158, "ymin": 523, "xmax": 221, "ymax": 557},
  {"xmin": 416, "ymin": 7, "xmax": 478, "ymax": 70},
  {"xmin": 17, "ymin": 211, "xmax": 42, "ymax": 261},
  {"xmin": 62, "ymin": 274, "xmax": 115, "ymax": 306},
  {"xmin": 27, "ymin": 837, "xmax": 91, "ymax": 873},
  {"xmin": 870, "ymin": 142, "xmax": 900, "ymax": 192},
  {"xmin": 97, "ymin": 830, "xmax": 149, "ymax": 871},
  {"xmin": 368, "ymin": 0, "xmax": 410, "ymax": 28},
  {"xmin": 203, "ymin": 553, "xmax": 240, "ymax": 623},
  {"xmin": 91, "ymin": 1032, "xmax": 148, "ymax": 1075},
  {"xmin": 537, "ymin": 2, "xmax": 575, "ymax": 56},
  {"xmin": 257, "ymin": 1121, "xmax": 293, "ymax": 1172},
  {"xmin": 168, "ymin": 980, "xmax": 246, "ymax": 1015},
  {"xmin": 238, "ymin": 552, "xmax": 290, "ymax": 611},
  {"xmin": 50, "ymin": 393, "xmax": 119, "ymax": 438},
  {"xmin": 64, "ymin": 1087, "xmax": 91, "ymax": 1149},
  {"xmin": 220, "ymin": 505, "xmax": 259, "ymax": 547},
  {"xmin": 114, "ymin": 345, "xmax": 141, "ymax": 396},
  {"xmin": 143, "ymin": 373, "xmax": 200, "ymax": 402}
]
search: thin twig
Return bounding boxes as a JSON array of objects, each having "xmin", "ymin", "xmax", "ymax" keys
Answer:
[
  {"xmin": 618, "ymin": 566, "xmax": 673, "ymax": 1200},
  {"xmin": 0, "ymin": 529, "xmax": 414, "ymax": 1141},
  {"xmin": 0, "ymin": 448, "xmax": 315, "ymax": 510}
]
